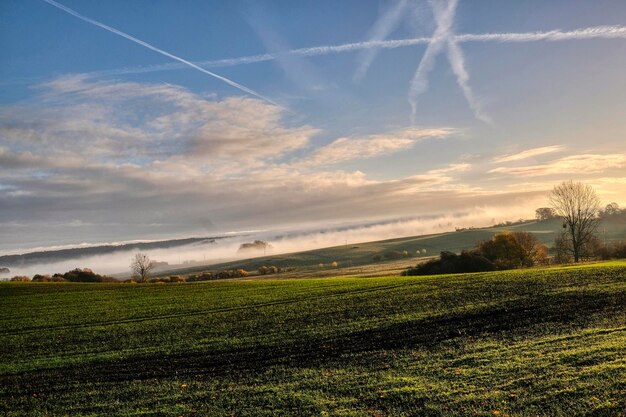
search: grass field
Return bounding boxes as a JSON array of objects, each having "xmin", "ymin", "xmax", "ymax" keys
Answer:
[{"xmin": 1, "ymin": 262, "xmax": 626, "ymax": 416}]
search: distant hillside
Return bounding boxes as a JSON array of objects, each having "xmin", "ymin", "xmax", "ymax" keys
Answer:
[
  {"xmin": 156, "ymin": 217, "xmax": 626, "ymax": 277},
  {"xmin": 0, "ymin": 236, "xmax": 230, "ymax": 268}
]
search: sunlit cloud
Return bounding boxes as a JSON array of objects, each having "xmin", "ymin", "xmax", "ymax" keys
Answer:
[
  {"xmin": 489, "ymin": 153, "xmax": 626, "ymax": 176},
  {"xmin": 296, "ymin": 127, "xmax": 458, "ymax": 168},
  {"xmin": 492, "ymin": 145, "xmax": 565, "ymax": 163}
]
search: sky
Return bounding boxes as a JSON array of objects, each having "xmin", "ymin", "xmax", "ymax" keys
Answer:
[{"xmin": 1, "ymin": 0, "xmax": 626, "ymax": 253}]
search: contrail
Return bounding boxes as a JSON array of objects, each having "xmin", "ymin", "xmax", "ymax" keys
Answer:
[
  {"xmin": 445, "ymin": 39, "xmax": 491, "ymax": 124},
  {"xmin": 432, "ymin": 1, "xmax": 491, "ymax": 124},
  {"xmin": 91, "ymin": 25, "xmax": 626, "ymax": 78},
  {"xmin": 456, "ymin": 25, "xmax": 626, "ymax": 43},
  {"xmin": 353, "ymin": 0, "xmax": 410, "ymax": 83},
  {"xmin": 39, "ymin": 0, "xmax": 626, "ymax": 124},
  {"xmin": 42, "ymin": 0, "xmax": 281, "ymax": 108},
  {"xmin": 408, "ymin": 0, "xmax": 458, "ymax": 122},
  {"xmin": 96, "ymin": 37, "xmax": 433, "ymax": 78}
]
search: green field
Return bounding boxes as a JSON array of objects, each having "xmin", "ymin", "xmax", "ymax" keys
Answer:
[{"xmin": 2, "ymin": 262, "xmax": 626, "ymax": 416}]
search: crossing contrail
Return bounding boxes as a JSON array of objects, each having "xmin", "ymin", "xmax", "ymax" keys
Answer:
[
  {"xmin": 353, "ymin": 0, "xmax": 410, "ymax": 83},
  {"xmin": 91, "ymin": 25, "xmax": 626, "ymax": 78},
  {"xmin": 432, "ymin": 0, "xmax": 491, "ymax": 124},
  {"xmin": 408, "ymin": 0, "xmax": 458, "ymax": 122},
  {"xmin": 41, "ymin": 0, "xmax": 626, "ymax": 123},
  {"xmin": 42, "ymin": 0, "xmax": 282, "ymax": 108}
]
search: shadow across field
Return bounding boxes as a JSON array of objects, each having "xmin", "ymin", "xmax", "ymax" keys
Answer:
[{"xmin": 3, "ymin": 285, "xmax": 625, "ymax": 391}]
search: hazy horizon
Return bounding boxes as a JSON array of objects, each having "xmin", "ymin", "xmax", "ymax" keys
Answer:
[{"xmin": 1, "ymin": 206, "xmax": 541, "ymax": 277}]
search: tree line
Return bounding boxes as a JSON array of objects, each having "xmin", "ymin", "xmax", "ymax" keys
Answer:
[{"xmin": 405, "ymin": 180, "xmax": 625, "ymax": 275}]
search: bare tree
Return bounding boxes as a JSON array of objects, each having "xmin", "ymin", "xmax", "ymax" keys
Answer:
[
  {"xmin": 549, "ymin": 181, "xmax": 601, "ymax": 262},
  {"xmin": 600, "ymin": 202, "xmax": 622, "ymax": 218},
  {"xmin": 535, "ymin": 207, "xmax": 557, "ymax": 221},
  {"xmin": 130, "ymin": 253, "xmax": 154, "ymax": 283}
]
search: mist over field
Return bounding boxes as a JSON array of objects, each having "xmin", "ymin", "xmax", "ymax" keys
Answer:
[{"xmin": 1, "ymin": 206, "xmax": 533, "ymax": 277}]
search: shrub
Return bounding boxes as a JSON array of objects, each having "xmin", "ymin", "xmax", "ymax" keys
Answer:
[
  {"xmin": 50, "ymin": 275, "xmax": 68, "ymax": 282},
  {"xmin": 383, "ymin": 251, "xmax": 404, "ymax": 260},
  {"xmin": 372, "ymin": 254, "xmax": 382, "ymax": 262},
  {"xmin": 596, "ymin": 240, "xmax": 626, "ymax": 260},
  {"xmin": 168, "ymin": 275, "xmax": 185, "ymax": 283},
  {"xmin": 214, "ymin": 269, "xmax": 249, "ymax": 279},
  {"xmin": 10, "ymin": 276, "xmax": 31, "ymax": 282},
  {"xmin": 258, "ymin": 265, "xmax": 281, "ymax": 275},
  {"xmin": 403, "ymin": 251, "xmax": 496, "ymax": 276},
  {"xmin": 62, "ymin": 268, "xmax": 116, "ymax": 283},
  {"xmin": 187, "ymin": 272, "xmax": 214, "ymax": 282},
  {"xmin": 476, "ymin": 231, "xmax": 548, "ymax": 269},
  {"xmin": 610, "ymin": 240, "xmax": 626, "ymax": 259},
  {"xmin": 32, "ymin": 274, "xmax": 51, "ymax": 282}
]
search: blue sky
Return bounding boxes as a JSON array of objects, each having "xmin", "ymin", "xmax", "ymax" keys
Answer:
[{"xmin": 1, "ymin": 0, "xmax": 626, "ymax": 251}]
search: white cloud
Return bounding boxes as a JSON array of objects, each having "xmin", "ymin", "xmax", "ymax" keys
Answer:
[
  {"xmin": 489, "ymin": 153, "xmax": 626, "ymax": 176},
  {"xmin": 1, "ymin": 76, "xmax": 469, "ymax": 244},
  {"xmin": 492, "ymin": 145, "xmax": 565, "ymax": 163},
  {"xmin": 296, "ymin": 127, "xmax": 457, "ymax": 168},
  {"xmin": 2, "ymin": 76, "xmax": 318, "ymax": 173}
]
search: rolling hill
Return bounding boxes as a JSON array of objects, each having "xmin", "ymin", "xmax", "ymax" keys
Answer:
[{"xmin": 156, "ymin": 217, "xmax": 626, "ymax": 278}]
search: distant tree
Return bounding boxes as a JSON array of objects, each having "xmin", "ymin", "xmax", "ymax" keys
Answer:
[
  {"xmin": 599, "ymin": 202, "xmax": 622, "ymax": 218},
  {"xmin": 10, "ymin": 276, "xmax": 31, "ymax": 282},
  {"xmin": 131, "ymin": 253, "xmax": 154, "ymax": 283},
  {"xmin": 477, "ymin": 232, "xmax": 522, "ymax": 269},
  {"xmin": 63, "ymin": 268, "xmax": 114, "ymax": 283},
  {"xmin": 238, "ymin": 240, "xmax": 272, "ymax": 253},
  {"xmin": 535, "ymin": 207, "xmax": 557, "ymax": 221},
  {"xmin": 477, "ymin": 231, "xmax": 548, "ymax": 268},
  {"xmin": 549, "ymin": 181, "xmax": 601, "ymax": 262},
  {"xmin": 511, "ymin": 231, "xmax": 549, "ymax": 267}
]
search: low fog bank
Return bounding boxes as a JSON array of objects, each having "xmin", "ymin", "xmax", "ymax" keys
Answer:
[
  {"xmin": 1, "ymin": 206, "xmax": 532, "ymax": 278},
  {"xmin": 262, "ymin": 205, "xmax": 531, "ymax": 255}
]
